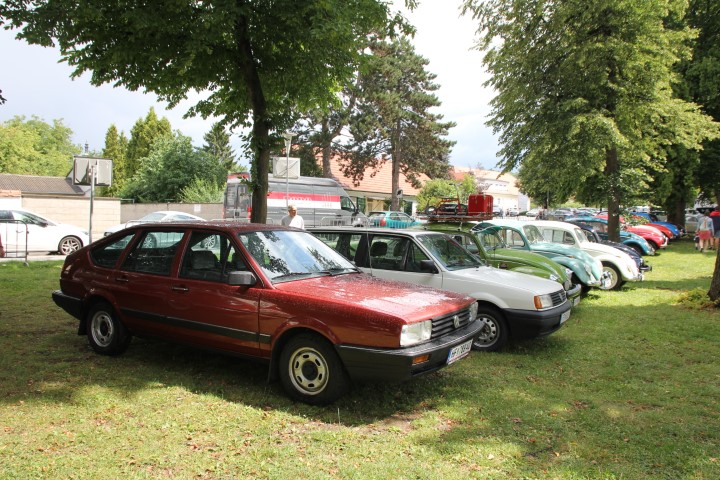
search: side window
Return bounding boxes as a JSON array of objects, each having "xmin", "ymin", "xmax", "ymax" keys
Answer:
[
  {"xmin": 509, "ymin": 230, "xmax": 525, "ymax": 247},
  {"xmin": 563, "ymin": 231, "xmax": 575, "ymax": 244},
  {"xmin": 180, "ymin": 232, "xmax": 245, "ymax": 282},
  {"xmin": 121, "ymin": 230, "xmax": 185, "ymax": 275},
  {"xmin": 368, "ymin": 236, "xmax": 406, "ymax": 271},
  {"xmin": 90, "ymin": 234, "xmax": 135, "ymax": 268},
  {"xmin": 405, "ymin": 242, "xmax": 431, "ymax": 272}
]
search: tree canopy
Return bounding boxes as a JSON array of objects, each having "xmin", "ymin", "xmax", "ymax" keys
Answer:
[
  {"xmin": 462, "ymin": 0, "xmax": 720, "ymax": 240},
  {"xmin": 0, "ymin": 0, "xmax": 403, "ymax": 222},
  {"xmin": 0, "ymin": 115, "xmax": 80, "ymax": 176}
]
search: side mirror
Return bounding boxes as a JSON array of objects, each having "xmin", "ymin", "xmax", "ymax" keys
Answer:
[
  {"xmin": 419, "ymin": 259, "xmax": 439, "ymax": 274},
  {"xmin": 228, "ymin": 271, "xmax": 257, "ymax": 286}
]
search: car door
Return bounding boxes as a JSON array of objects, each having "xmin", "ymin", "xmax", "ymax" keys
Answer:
[
  {"xmin": 11, "ymin": 210, "xmax": 54, "ymax": 252},
  {"xmin": 168, "ymin": 231, "xmax": 262, "ymax": 357},
  {"xmin": 363, "ymin": 234, "xmax": 443, "ymax": 289},
  {"xmin": 111, "ymin": 229, "xmax": 187, "ymax": 336}
]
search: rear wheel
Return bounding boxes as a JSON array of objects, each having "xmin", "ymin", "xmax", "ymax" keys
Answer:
[
  {"xmin": 472, "ymin": 306, "xmax": 508, "ymax": 352},
  {"xmin": 279, "ymin": 333, "xmax": 349, "ymax": 405},
  {"xmin": 86, "ymin": 302, "xmax": 131, "ymax": 355},
  {"xmin": 58, "ymin": 236, "xmax": 82, "ymax": 255}
]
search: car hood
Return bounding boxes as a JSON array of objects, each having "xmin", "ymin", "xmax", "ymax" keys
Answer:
[
  {"xmin": 485, "ymin": 248, "xmax": 567, "ymax": 279},
  {"xmin": 275, "ymin": 273, "xmax": 472, "ymax": 323},
  {"xmin": 446, "ymin": 265, "xmax": 563, "ymax": 295}
]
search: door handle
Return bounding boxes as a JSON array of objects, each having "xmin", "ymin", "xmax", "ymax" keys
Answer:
[
  {"xmin": 114, "ymin": 277, "xmax": 129, "ymax": 283},
  {"xmin": 171, "ymin": 285, "xmax": 189, "ymax": 292}
]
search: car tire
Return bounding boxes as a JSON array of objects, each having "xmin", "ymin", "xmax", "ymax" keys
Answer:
[
  {"xmin": 279, "ymin": 333, "xmax": 349, "ymax": 405},
  {"xmin": 58, "ymin": 236, "xmax": 82, "ymax": 255},
  {"xmin": 472, "ymin": 306, "xmax": 508, "ymax": 352},
  {"xmin": 143, "ymin": 234, "xmax": 158, "ymax": 249},
  {"xmin": 86, "ymin": 302, "xmax": 132, "ymax": 356},
  {"xmin": 600, "ymin": 263, "xmax": 622, "ymax": 290},
  {"xmin": 630, "ymin": 244, "xmax": 645, "ymax": 256}
]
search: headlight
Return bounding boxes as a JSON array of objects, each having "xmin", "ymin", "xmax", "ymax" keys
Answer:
[
  {"xmin": 400, "ymin": 320, "xmax": 432, "ymax": 347},
  {"xmin": 534, "ymin": 293, "xmax": 554, "ymax": 309},
  {"xmin": 469, "ymin": 302, "xmax": 478, "ymax": 322},
  {"xmin": 565, "ymin": 268, "xmax": 573, "ymax": 278}
]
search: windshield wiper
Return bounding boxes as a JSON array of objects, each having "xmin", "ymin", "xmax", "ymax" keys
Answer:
[{"xmin": 318, "ymin": 267, "xmax": 360, "ymax": 276}]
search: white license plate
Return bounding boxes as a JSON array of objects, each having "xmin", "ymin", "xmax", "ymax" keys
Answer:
[
  {"xmin": 447, "ymin": 339, "xmax": 473, "ymax": 365},
  {"xmin": 572, "ymin": 296, "xmax": 581, "ymax": 307},
  {"xmin": 560, "ymin": 310, "xmax": 571, "ymax": 324}
]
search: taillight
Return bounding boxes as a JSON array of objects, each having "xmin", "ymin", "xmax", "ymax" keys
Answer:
[{"xmin": 380, "ymin": 218, "xmax": 387, "ymax": 226}]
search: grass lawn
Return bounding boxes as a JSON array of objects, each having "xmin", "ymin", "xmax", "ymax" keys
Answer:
[{"xmin": 1, "ymin": 239, "xmax": 718, "ymax": 479}]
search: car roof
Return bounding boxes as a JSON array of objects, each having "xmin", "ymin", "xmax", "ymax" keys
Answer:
[{"xmin": 308, "ymin": 226, "xmax": 442, "ymax": 238}]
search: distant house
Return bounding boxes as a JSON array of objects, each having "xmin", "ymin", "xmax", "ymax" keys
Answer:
[
  {"xmin": 320, "ymin": 157, "xmax": 430, "ymax": 215},
  {"xmin": 0, "ymin": 173, "xmax": 89, "ymax": 197},
  {"xmin": 450, "ymin": 167, "xmax": 528, "ymax": 212}
]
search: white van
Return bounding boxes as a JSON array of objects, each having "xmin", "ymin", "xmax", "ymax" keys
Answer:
[{"xmin": 224, "ymin": 176, "xmax": 367, "ymax": 227}]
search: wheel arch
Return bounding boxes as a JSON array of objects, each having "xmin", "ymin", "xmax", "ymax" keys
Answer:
[{"xmin": 268, "ymin": 325, "xmax": 340, "ymax": 383}]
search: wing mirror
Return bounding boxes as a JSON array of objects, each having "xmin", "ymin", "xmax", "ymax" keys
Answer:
[{"xmin": 228, "ymin": 271, "xmax": 257, "ymax": 286}]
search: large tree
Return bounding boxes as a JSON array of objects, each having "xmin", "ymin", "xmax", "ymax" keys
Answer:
[
  {"xmin": 340, "ymin": 37, "xmax": 455, "ymax": 210},
  {"xmin": 0, "ymin": 115, "xmax": 80, "ymax": 175},
  {"xmin": 202, "ymin": 122, "xmax": 237, "ymax": 173},
  {"xmin": 0, "ymin": 0, "xmax": 400, "ymax": 222},
  {"xmin": 462, "ymin": 0, "xmax": 719, "ymax": 241},
  {"xmin": 125, "ymin": 108, "xmax": 172, "ymax": 180}
]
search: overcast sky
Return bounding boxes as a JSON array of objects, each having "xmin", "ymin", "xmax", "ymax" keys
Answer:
[{"xmin": 0, "ymin": 2, "xmax": 499, "ymax": 170}]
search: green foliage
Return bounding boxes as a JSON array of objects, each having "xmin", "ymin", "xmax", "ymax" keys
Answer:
[
  {"xmin": 417, "ymin": 174, "xmax": 477, "ymax": 211},
  {"xmin": 462, "ymin": 0, "xmax": 720, "ymax": 216},
  {"xmin": 0, "ymin": 115, "xmax": 80, "ymax": 175},
  {"xmin": 202, "ymin": 122, "xmax": 236, "ymax": 173},
  {"xmin": 125, "ymin": 108, "xmax": 172, "ymax": 180},
  {"xmin": 98, "ymin": 124, "xmax": 128, "ymax": 197},
  {"xmin": 180, "ymin": 177, "xmax": 224, "ymax": 203},
  {"xmin": 0, "ymin": 0, "xmax": 402, "ymax": 222},
  {"xmin": 342, "ymin": 36, "xmax": 455, "ymax": 209},
  {"xmin": 120, "ymin": 133, "xmax": 226, "ymax": 202}
]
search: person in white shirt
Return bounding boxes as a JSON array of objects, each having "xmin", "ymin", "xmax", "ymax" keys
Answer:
[{"xmin": 281, "ymin": 204, "xmax": 305, "ymax": 229}]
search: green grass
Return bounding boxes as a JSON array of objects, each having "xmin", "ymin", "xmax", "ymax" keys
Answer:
[{"xmin": 1, "ymin": 241, "xmax": 719, "ymax": 479}]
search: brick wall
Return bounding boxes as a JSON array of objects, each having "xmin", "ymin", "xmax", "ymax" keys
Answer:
[{"xmin": 21, "ymin": 195, "xmax": 121, "ymax": 240}]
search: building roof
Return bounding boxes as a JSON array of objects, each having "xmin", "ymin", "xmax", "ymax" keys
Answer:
[
  {"xmin": 450, "ymin": 166, "xmax": 520, "ymax": 196},
  {"xmin": 0, "ymin": 173, "xmax": 88, "ymax": 196},
  {"xmin": 322, "ymin": 155, "xmax": 430, "ymax": 198}
]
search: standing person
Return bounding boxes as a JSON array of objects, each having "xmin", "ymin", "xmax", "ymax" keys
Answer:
[
  {"xmin": 281, "ymin": 204, "xmax": 305, "ymax": 229},
  {"xmin": 696, "ymin": 211, "xmax": 713, "ymax": 252},
  {"xmin": 710, "ymin": 207, "xmax": 720, "ymax": 251},
  {"xmin": 0, "ymin": 232, "xmax": 4, "ymax": 258}
]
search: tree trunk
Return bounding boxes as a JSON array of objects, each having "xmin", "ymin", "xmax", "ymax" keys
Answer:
[
  {"xmin": 605, "ymin": 147, "xmax": 621, "ymax": 242},
  {"xmin": 708, "ymin": 249, "xmax": 720, "ymax": 303},
  {"xmin": 391, "ymin": 125, "xmax": 401, "ymax": 211},
  {"xmin": 321, "ymin": 118, "xmax": 332, "ymax": 178}
]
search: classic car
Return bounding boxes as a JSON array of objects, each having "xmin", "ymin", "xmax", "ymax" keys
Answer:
[
  {"xmin": 594, "ymin": 213, "xmax": 668, "ymax": 250},
  {"xmin": 566, "ymin": 221, "xmax": 652, "ymax": 273},
  {"xmin": 420, "ymin": 221, "xmax": 581, "ymax": 306},
  {"xmin": 52, "ymin": 222, "xmax": 482, "ymax": 404},
  {"xmin": 565, "ymin": 216, "xmax": 656, "ymax": 256},
  {"xmin": 531, "ymin": 220, "xmax": 643, "ymax": 290},
  {"xmin": 310, "ymin": 227, "xmax": 571, "ymax": 352},
  {"xmin": 472, "ymin": 220, "xmax": 610, "ymax": 292},
  {"xmin": 629, "ymin": 211, "xmax": 684, "ymax": 238}
]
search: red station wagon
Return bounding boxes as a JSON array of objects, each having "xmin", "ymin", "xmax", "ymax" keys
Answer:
[{"xmin": 52, "ymin": 222, "xmax": 482, "ymax": 404}]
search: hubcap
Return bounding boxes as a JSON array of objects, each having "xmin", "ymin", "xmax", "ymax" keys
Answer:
[
  {"xmin": 474, "ymin": 315, "xmax": 497, "ymax": 347},
  {"xmin": 91, "ymin": 312, "xmax": 114, "ymax": 347},
  {"xmin": 289, "ymin": 347, "xmax": 328, "ymax": 395}
]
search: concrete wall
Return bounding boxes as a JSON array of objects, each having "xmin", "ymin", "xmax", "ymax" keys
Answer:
[
  {"xmin": 22, "ymin": 195, "xmax": 121, "ymax": 240},
  {"xmin": 120, "ymin": 203, "xmax": 223, "ymax": 223}
]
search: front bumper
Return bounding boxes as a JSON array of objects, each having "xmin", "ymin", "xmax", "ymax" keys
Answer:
[
  {"xmin": 503, "ymin": 301, "xmax": 572, "ymax": 340},
  {"xmin": 335, "ymin": 318, "xmax": 485, "ymax": 383}
]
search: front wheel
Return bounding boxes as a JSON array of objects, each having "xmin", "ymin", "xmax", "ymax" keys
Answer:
[
  {"xmin": 86, "ymin": 302, "xmax": 132, "ymax": 356},
  {"xmin": 58, "ymin": 236, "xmax": 82, "ymax": 255},
  {"xmin": 279, "ymin": 334, "xmax": 350, "ymax": 405},
  {"xmin": 600, "ymin": 263, "xmax": 622, "ymax": 290},
  {"xmin": 472, "ymin": 306, "xmax": 509, "ymax": 352}
]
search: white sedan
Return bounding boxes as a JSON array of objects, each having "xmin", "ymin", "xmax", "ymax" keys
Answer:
[
  {"xmin": 0, "ymin": 208, "xmax": 89, "ymax": 255},
  {"xmin": 104, "ymin": 210, "xmax": 206, "ymax": 236}
]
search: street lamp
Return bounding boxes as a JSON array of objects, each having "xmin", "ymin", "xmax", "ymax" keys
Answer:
[{"xmin": 281, "ymin": 131, "xmax": 296, "ymax": 208}]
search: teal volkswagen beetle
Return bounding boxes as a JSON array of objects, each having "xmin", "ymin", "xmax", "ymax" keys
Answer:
[{"xmin": 473, "ymin": 220, "xmax": 610, "ymax": 293}]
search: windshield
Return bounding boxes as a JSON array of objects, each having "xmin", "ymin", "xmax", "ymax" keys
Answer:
[
  {"xmin": 238, "ymin": 230, "xmax": 356, "ymax": 283},
  {"xmin": 573, "ymin": 227, "xmax": 589, "ymax": 244},
  {"xmin": 522, "ymin": 224, "xmax": 545, "ymax": 244},
  {"xmin": 416, "ymin": 234, "xmax": 483, "ymax": 270},
  {"xmin": 140, "ymin": 212, "xmax": 168, "ymax": 221}
]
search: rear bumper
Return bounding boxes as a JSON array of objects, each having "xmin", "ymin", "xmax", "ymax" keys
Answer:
[
  {"xmin": 52, "ymin": 290, "xmax": 84, "ymax": 321},
  {"xmin": 335, "ymin": 319, "xmax": 485, "ymax": 383}
]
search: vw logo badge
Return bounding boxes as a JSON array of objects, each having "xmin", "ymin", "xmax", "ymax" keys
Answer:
[{"xmin": 453, "ymin": 314, "xmax": 461, "ymax": 328}]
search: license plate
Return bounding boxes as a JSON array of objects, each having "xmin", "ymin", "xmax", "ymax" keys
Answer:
[
  {"xmin": 572, "ymin": 296, "xmax": 581, "ymax": 307},
  {"xmin": 447, "ymin": 339, "xmax": 473, "ymax": 365},
  {"xmin": 560, "ymin": 310, "xmax": 571, "ymax": 324}
]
